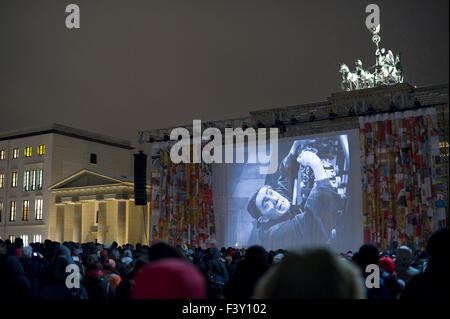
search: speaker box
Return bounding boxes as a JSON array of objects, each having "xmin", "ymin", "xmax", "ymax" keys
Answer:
[{"xmin": 134, "ymin": 151, "xmax": 147, "ymax": 205}]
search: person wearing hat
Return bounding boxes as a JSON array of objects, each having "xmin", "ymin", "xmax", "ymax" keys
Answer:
[
  {"xmin": 103, "ymin": 259, "xmax": 122, "ymax": 289},
  {"xmin": 246, "ymin": 139, "xmax": 344, "ymax": 250},
  {"xmin": 132, "ymin": 258, "xmax": 207, "ymax": 299},
  {"xmin": 395, "ymin": 246, "xmax": 420, "ymax": 285}
]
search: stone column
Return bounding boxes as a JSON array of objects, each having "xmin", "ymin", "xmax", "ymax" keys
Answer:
[
  {"xmin": 105, "ymin": 200, "xmax": 119, "ymax": 244},
  {"xmin": 125, "ymin": 200, "xmax": 130, "ymax": 244},
  {"xmin": 117, "ymin": 201, "xmax": 127, "ymax": 245},
  {"xmin": 63, "ymin": 204, "xmax": 75, "ymax": 242},
  {"xmin": 48, "ymin": 197, "xmax": 58, "ymax": 240},
  {"xmin": 97, "ymin": 202, "xmax": 107, "ymax": 244},
  {"xmin": 55, "ymin": 205, "xmax": 65, "ymax": 242},
  {"xmin": 73, "ymin": 204, "xmax": 82, "ymax": 243},
  {"xmin": 127, "ymin": 200, "xmax": 142, "ymax": 246},
  {"xmin": 81, "ymin": 201, "xmax": 96, "ymax": 243}
]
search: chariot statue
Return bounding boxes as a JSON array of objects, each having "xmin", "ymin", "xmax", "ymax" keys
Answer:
[{"xmin": 339, "ymin": 24, "xmax": 404, "ymax": 91}]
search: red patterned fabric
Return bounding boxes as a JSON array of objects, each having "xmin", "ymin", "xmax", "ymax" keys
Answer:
[{"xmin": 359, "ymin": 108, "xmax": 446, "ymax": 250}]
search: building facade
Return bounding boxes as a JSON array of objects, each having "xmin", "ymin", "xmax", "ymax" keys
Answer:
[
  {"xmin": 48, "ymin": 169, "xmax": 150, "ymax": 246},
  {"xmin": 0, "ymin": 124, "xmax": 134, "ymax": 245}
]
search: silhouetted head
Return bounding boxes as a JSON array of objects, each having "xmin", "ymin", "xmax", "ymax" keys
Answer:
[
  {"xmin": 426, "ymin": 228, "xmax": 450, "ymax": 272},
  {"xmin": 358, "ymin": 244, "xmax": 379, "ymax": 269},
  {"xmin": 254, "ymin": 247, "xmax": 365, "ymax": 299},
  {"xmin": 148, "ymin": 242, "xmax": 184, "ymax": 262}
]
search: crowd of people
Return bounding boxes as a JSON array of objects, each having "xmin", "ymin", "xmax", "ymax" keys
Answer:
[{"xmin": 0, "ymin": 228, "xmax": 448, "ymax": 299}]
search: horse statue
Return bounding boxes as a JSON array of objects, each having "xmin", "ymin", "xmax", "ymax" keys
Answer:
[
  {"xmin": 339, "ymin": 63, "xmax": 359, "ymax": 91},
  {"xmin": 338, "ymin": 23, "xmax": 404, "ymax": 91},
  {"xmin": 395, "ymin": 52, "xmax": 404, "ymax": 83},
  {"xmin": 374, "ymin": 48, "xmax": 404, "ymax": 85},
  {"xmin": 355, "ymin": 59, "xmax": 375, "ymax": 89}
]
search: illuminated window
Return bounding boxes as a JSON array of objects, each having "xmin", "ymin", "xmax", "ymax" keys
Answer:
[
  {"xmin": 24, "ymin": 146, "xmax": 32, "ymax": 157},
  {"xmin": 0, "ymin": 173, "xmax": 4, "ymax": 189},
  {"xmin": 21, "ymin": 235, "xmax": 28, "ymax": 246},
  {"xmin": 0, "ymin": 150, "xmax": 5, "ymax": 160},
  {"xmin": 37, "ymin": 144, "xmax": 45, "ymax": 156},
  {"xmin": 11, "ymin": 172, "xmax": 18, "ymax": 188},
  {"xmin": 12, "ymin": 148, "xmax": 19, "ymax": 159},
  {"xmin": 9, "ymin": 235, "xmax": 15, "ymax": 242},
  {"xmin": 0, "ymin": 201, "xmax": 3, "ymax": 222},
  {"xmin": 31, "ymin": 170, "xmax": 36, "ymax": 191},
  {"xmin": 90, "ymin": 153, "xmax": 97, "ymax": 164},
  {"xmin": 23, "ymin": 200, "xmax": 29, "ymax": 221},
  {"xmin": 33, "ymin": 234, "xmax": 42, "ymax": 243},
  {"xmin": 23, "ymin": 171, "xmax": 30, "ymax": 191},
  {"xmin": 35, "ymin": 199, "xmax": 43, "ymax": 220},
  {"xmin": 37, "ymin": 169, "xmax": 43, "ymax": 190},
  {"xmin": 9, "ymin": 201, "xmax": 16, "ymax": 221}
]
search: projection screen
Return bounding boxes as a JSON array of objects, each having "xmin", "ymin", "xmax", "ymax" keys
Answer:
[{"xmin": 212, "ymin": 129, "xmax": 363, "ymax": 253}]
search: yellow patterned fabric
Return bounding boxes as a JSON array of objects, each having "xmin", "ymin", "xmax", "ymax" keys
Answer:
[
  {"xmin": 150, "ymin": 147, "xmax": 215, "ymax": 247},
  {"xmin": 359, "ymin": 109, "xmax": 446, "ymax": 250}
]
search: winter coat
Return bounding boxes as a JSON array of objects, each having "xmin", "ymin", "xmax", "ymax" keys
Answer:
[
  {"xmin": 84, "ymin": 269, "xmax": 115, "ymax": 299},
  {"xmin": 0, "ymin": 256, "xmax": 32, "ymax": 298}
]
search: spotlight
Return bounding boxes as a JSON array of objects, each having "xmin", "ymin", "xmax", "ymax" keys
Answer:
[
  {"xmin": 328, "ymin": 110, "xmax": 338, "ymax": 119},
  {"xmin": 309, "ymin": 113, "xmax": 317, "ymax": 122}
]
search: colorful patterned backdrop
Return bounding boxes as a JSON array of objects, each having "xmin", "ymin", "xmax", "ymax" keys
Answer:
[
  {"xmin": 150, "ymin": 145, "xmax": 215, "ymax": 248},
  {"xmin": 359, "ymin": 108, "xmax": 446, "ymax": 250}
]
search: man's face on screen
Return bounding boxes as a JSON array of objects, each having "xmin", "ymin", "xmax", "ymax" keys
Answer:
[{"xmin": 255, "ymin": 186, "xmax": 291, "ymax": 219}]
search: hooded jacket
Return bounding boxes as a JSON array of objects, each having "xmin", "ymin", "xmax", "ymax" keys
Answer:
[
  {"xmin": 224, "ymin": 246, "xmax": 270, "ymax": 298},
  {"xmin": 205, "ymin": 248, "xmax": 229, "ymax": 284},
  {"xmin": 0, "ymin": 256, "xmax": 32, "ymax": 298},
  {"xmin": 39, "ymin": 244, "xmax": 88, "ymax": 299}
]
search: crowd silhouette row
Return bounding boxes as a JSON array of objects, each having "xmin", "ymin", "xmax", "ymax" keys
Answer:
[{"xmin": 0, "ymin": 228, "xmax": 448, "ymax": 299}]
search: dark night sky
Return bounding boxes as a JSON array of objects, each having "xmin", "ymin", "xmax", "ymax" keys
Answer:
[{"xmin": 0, "ymin": 0, "xmax": 448, "ymax": 146}]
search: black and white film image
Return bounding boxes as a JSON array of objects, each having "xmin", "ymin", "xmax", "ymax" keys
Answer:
[{"xmin": 213, "ymin": 130, "xmax": 363, "ymax": 252}]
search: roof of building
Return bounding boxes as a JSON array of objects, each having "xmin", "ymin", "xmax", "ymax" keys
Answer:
[
  {"xmin": 0, "ymin": 123, "xmax": 134, "ymax": 150},
  {"xmin": 140, "ymin": 83, "xmax": 448, "ymax": 141},
  {"xmin": 48, "ymin": 168, "xmax": 134, "ymax": 190},
  {"xmin": 48, "ymin": 168, "xmax": 150, "ymax": 190}
]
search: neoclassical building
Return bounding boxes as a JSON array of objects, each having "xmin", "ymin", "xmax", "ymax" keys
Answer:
[
  {"xmin": 49, "ymin": 169, "xmax": 150, "ymax": 246},
  {"xmin": 0, "ymin": 124, "xmax": 150, "ymax": 245}
]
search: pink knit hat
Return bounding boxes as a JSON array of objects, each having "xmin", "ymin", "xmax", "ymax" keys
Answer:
[{"xmin": 132, "ymin": 258, "xmax": 207, "ymax": 299}]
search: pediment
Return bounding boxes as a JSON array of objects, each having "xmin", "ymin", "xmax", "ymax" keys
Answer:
[{"xmin": 50, "ymin": 169, "xmax": 127, "ymax": 190}]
